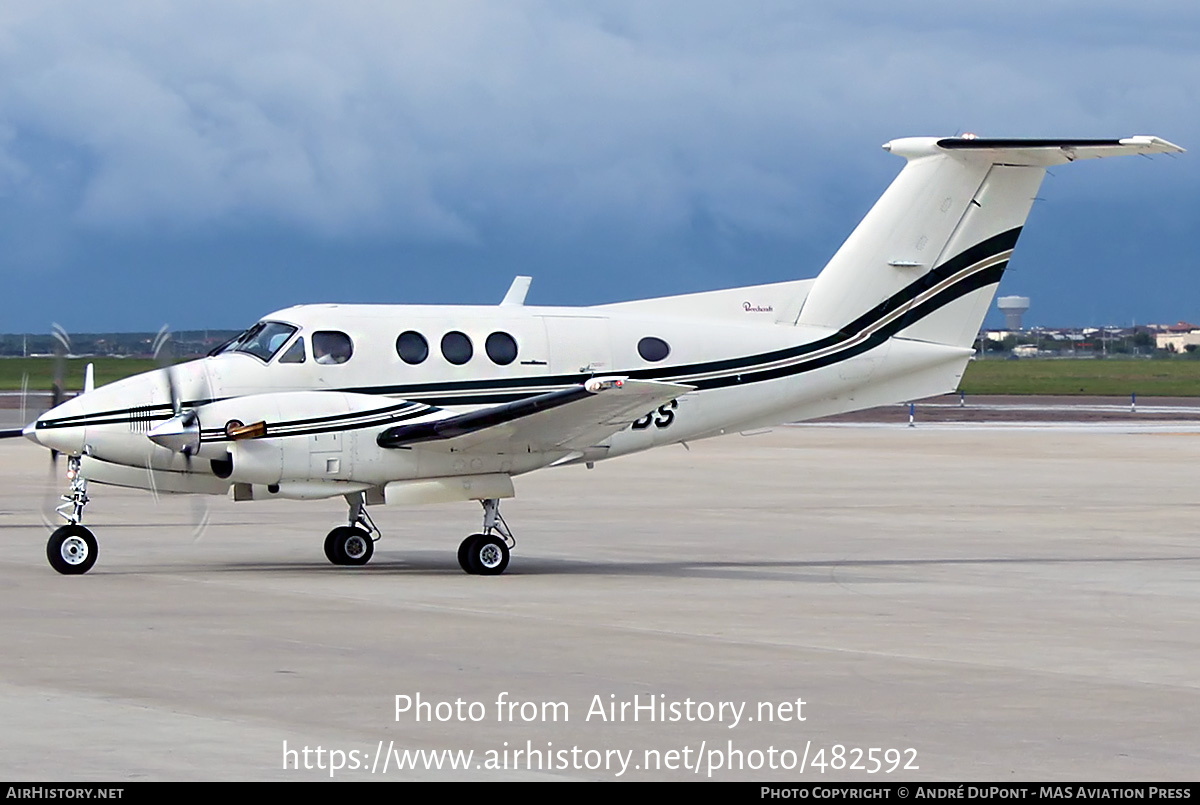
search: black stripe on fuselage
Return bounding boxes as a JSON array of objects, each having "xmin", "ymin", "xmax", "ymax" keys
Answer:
[
  {"xmin": 687, "ymin": 258, "xmax": 1009, "ymax": 390},
  {"xmin": 198, "ymin": 401, "xmax": 435, "ymax": 443},
  {"xmin": 198, "ymin": 400, "xmax": 430, "ymax": 436},
  {"xmin": 37, "ymin": 403, "xmax": 177, "ymax": 430},
  {"xmin": 36, "ymin": 396, "xmax": 432, "ymax": 435}
]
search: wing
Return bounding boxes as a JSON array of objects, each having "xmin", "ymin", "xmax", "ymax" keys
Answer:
[{"xmin": 376, "ymin": 377, "xmax": 691, "ymax": 455}]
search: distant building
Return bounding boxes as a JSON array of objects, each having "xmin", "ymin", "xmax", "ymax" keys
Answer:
[{"xmin": 1153, "ymin": 322, "xmax": 1200, "ymax": 352}]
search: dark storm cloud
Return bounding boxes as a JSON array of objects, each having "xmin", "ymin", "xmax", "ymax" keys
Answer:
[{"xmin": 0, "ymin": 1, "xmax": 1194, "ymax": 329}]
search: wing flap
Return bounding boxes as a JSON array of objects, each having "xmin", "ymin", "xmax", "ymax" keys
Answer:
[{"xmin": 377, "ymin": 377, "xmax": 692, "ymax": 454}]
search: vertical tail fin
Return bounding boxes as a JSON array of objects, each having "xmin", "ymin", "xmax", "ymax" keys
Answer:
[{"xmin": 795, "ymin": 136, "xmax": 1182, "ymax": 348}]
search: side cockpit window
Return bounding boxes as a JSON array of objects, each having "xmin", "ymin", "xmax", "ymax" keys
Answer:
[
  {"xmin": 278, "ymin": 337, "xmax": 306, "ymax": 364},
  {"xmin": 313, "ymin": 331, "xmax": 353, "ymax": 365},
  {"xmin": 216, "ymin": 321, "xmax": 299, "ymax": 362}
]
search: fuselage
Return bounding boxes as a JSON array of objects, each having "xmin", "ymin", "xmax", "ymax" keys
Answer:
[{"xmin": 28, "ymin": 292, "xmax": 972, "ymax": 500}]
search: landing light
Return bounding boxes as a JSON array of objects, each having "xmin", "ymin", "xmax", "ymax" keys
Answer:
[{"xmin": 585, "ymin": 378, "xmax": 625, "ymax": 393}]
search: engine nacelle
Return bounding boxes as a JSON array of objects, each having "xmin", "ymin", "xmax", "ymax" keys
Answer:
[{"xmin": 188, "ymin": 391, "xmax": 436, "ymax": 486}]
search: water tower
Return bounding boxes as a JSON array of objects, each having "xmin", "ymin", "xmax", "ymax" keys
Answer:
[{"xmin": 997, "ymin": 296, "xmax": 1030, "ymax": 331}]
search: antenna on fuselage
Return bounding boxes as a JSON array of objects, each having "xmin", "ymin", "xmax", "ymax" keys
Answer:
[{"xmin": 500, "ymin": 276, "xmax": 532, "ymax": 307}]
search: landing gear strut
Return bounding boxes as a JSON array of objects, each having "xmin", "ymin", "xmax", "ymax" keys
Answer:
[
  {"xmin": 47, "ymin": 455, "xmax": 97, "ymax": 575},
  {"xmin": 458, "ymin": 498, "xmax": 514, "ymax": 576},
  {"xmin": 324, "ymin": 492, "xmax": 378, "ymax": 566}
]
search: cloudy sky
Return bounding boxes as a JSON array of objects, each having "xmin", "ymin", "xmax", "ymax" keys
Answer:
[{"xmin": 0, "ymin": 1, "xmax": 1195, "ymax": 333}]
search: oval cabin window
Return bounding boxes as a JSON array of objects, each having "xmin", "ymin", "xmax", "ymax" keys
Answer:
[
  {"xmin": 485, "ymin": 332, "xmax": 518, "ymax": 365},
  {"xmin": 637, "ymin": 336, "xmax": 670, "ymax": 362},
  {"xmin": 396, "ymin": 331, "xmax": 429, "ymax": 365},
  {"xmin": 441, "ymin": 331, "xmax": 473, "ymax": 365}
]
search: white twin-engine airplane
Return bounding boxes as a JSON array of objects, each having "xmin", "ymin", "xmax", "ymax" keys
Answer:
[{"xmin": 11, "ymin": 135, "xmax": 1182, "ymax": 576}]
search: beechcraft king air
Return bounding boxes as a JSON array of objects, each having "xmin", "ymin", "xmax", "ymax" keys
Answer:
[{"xmin": 9, "ymin": 135, "xmax": 1183, "ymax": 575}]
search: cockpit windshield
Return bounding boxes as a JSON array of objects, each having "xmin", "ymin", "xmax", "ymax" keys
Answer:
[{"xmin": 211, "ymin": 321, "xmax": 299, "ymax": 362}]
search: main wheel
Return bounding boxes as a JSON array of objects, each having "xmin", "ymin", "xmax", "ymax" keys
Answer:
[
  {"xmin": 47, "ymin": 524, "xmax": 98, "ymax": 575},
  {"xmin": 468, "ymin": 534, "xmax": 510, "ymax": 576},
  {"xmin": 458, "ymin": 534, "xmax": 484, "ymax": 574},
  {"xmin": 327, "ymin": 526, "xmax": 373, "ymax": 566}
]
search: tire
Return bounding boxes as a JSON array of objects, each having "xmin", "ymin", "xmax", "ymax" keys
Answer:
[
  {"xmin": 47, "ymin": 524, "xmax": 98, "ymax": 575},
  {"xmin": 323, "ymin": 530, "xmax": 344, "ymax": 565},
  {"xmin": 458, "ymin": 534, "xmax": 483, "ymax": 574},
  {"xmin": 468, "ymin": 535, "xmax": 510, "ymax": 576},
  {"xmin": 338, "ymin": 527, "xmax": 374, "ymax": 566}
]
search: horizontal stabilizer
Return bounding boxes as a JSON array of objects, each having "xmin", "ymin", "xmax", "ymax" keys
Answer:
[
  {"xmin": 378, "ymin": 377, "xmax": 691, "ymax": 454},
  {"xmin": 885, "ymin": 135, "xmax": 1184, "ymax": 166}
]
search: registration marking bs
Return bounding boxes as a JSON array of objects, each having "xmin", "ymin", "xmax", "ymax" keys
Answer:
[{"xmin": 632, "ymin": 399, "xmax": 678, "ymax": 431}]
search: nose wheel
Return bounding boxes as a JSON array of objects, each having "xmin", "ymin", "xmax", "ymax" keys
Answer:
[{"xmin": 47, "ymin": 524, "xmax": 98, "ymax": 575}]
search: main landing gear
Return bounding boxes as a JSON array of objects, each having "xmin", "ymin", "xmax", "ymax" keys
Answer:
[
  {"xmin": 321, "ymin": 495, "xmax": 516, "ymax": 575},
  {"xmin": 457, "ymin": 499, "xmax": 514, "ymax": 576},
  {"xmin": 323, "ymin": 492, "xmax": 379, "ymax": 566},
  {"xmin": 47, "ymin": 455, "xmax": 98, "ymax": 575}
]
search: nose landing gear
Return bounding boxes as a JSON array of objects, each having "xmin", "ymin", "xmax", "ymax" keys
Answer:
[{"xmin": 47, "ymin": 455, "xmax": 97, "ymax": 575}]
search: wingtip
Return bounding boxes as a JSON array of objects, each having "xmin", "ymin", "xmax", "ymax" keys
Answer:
[{"xmin": 1122, "ymin": 135, "xmax": 1185, "ymax": 154}]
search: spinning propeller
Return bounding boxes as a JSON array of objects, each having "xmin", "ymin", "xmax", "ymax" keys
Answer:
[
  {"xmin": 147, "ymin": 326, "xmax": 212, "ymax": 542},
  {"xmin": 0, "ymin": 324, "xmax": 96, "ymax": 530},
  {"xmin": 0, "ymin": 324, "xmax": 78, "ymax": 457},
  {"xmin": 46, "ymin": 324, "xmax": 72, "ymax": 465},
  {"xmin": 147, "ymin": 326, "xmax": 200, "ymax": 460}
]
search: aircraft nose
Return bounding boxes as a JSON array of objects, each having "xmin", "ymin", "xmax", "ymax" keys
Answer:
[{"xmin": 24, "ymin": 401, "xmax": 87, "ymax": 455}]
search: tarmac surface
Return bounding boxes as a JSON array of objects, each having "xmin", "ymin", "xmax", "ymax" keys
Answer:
[{"xmin": 1, "ymin": 402, "xmax": 1199, "ymax": 781}]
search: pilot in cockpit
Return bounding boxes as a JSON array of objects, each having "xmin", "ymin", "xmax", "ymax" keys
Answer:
[{"xmin": 313, "ymin": 331, "xmax": 352, "ymax": 365}]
